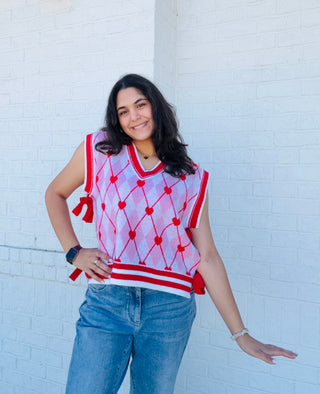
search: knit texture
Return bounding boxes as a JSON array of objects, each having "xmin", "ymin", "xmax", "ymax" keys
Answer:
[{"xmin": 74, "ymin": 131, "xmax": 209, "ymax": 297}]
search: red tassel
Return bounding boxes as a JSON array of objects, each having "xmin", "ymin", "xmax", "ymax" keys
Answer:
[
  {"xmin": 69, "ymin": 268, "xmax": 83, "ymax": 281},
  {"xmin": 185, "ymin": 228, "xmax": 205, "ymax": 295},
  {"xmin": 69, "ymin": 269, "xmax": 110, "ymax": 282},
  {"xmin": 72, "ymin": 196, "xmax": 93, "ymax": 223},
  {"xmin": 192, "ymin": 271, "xmax": 206, "ymax": 295}
]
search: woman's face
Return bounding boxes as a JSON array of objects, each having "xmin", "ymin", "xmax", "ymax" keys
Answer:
[{"xmin": 116, "ymin": 87, "xmax": 155, "ymax": 144}]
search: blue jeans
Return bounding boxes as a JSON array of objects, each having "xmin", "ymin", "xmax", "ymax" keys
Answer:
[{"xmin": 66, "ymin": 285, "xmax": 196, "ymax": 394}]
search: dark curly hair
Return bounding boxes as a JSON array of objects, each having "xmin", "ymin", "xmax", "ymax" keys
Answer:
[{"xmin": 95, "ymin": 73, "xmax": 195, "ymax": 177}]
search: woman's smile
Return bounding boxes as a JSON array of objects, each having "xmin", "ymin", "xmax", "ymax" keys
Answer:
[
  {"xmin": 117, "ymin": 87, "xmax": 155, "ymax": 144},
  {"xmin": 131, "ymin": 121, "xmax": 148, "ymax": 130}
]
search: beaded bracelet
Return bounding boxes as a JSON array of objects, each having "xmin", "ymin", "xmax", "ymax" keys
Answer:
[{"xmin": 231, "ymin": 328, "xmax": 249, "ymax": 341}]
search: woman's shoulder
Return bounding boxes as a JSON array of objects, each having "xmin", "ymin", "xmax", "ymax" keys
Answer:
[
  {"xmin": 89, "ymin": 129, "xmax": 109, "ymax": 144},
  {"xmin": 189, "ymin": 162, "xmax": 209, "ymax": 178},
  {"xmin": 179, "ymin": 164, "xmax": 209, "ymax": 192}
]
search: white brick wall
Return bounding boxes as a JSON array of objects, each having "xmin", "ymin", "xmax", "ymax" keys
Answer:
[
  {"xmin": 154, "ymin": 0, "xmax": 177, "ymax": 103},
  {"xmin": 1, "ymin": 0, "xmax": 319, "ymax": 393},
  {"xmin": 174, "ymin": 1, "xmax": 320, "ymax": 393}
]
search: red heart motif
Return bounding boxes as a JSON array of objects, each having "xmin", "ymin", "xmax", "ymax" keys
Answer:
[
  {"xmin": 137, "ymin": 180, "xmax": 145, "ymax": 187},
  {"xmin": 139, "ymin": 261, "xmax": 146, "ymax": 265},
  {"xmin": 101, "ymin": 203, "xmax": 106, "ymax": 211},
  {"xmin": 118, "ymin": 201, "xmax": 126, "ymax": 209},
  {"xmin": 129, "ymin": 230, "xmax": 136, "ymax": 239},
  {"xmin": 183, "ymin": 202, "xmax": 187, "ymax": 211},
  {"xmin": 154, "ymin": 236, "xmax": 162, "ymax": 245},
  {"xmin": 177, "ymin": 245, "xmax": 185, "ymax": 252},
  {"xmin": 172, "ymin": 217, "xmax": 180, "ymax": 226},
  {"xmin": 180, "ymin": 174, "xmax": 186, "ymax": 181},
  {"xmin": 96, "ymin": 175, "xmax": 99, "ymax": 182},
  {"xmin": 164, "ymin": 187, "xmax": 172, "ymax": 194},
  {"xmin": 145, "ymin": 207, "xmax": 154, "ymax": 215},
  {"xmin": 110, "ymin": 175, "xmax": 118, "ymax": 183}
]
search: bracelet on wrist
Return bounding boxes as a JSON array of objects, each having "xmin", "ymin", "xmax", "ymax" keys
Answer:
[{"xmin": 231, "ymin": 328, "xmax": 249, "ymax": 341}]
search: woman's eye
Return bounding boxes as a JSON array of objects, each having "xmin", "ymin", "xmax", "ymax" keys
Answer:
[
  {"xmin": 119, "ymin": 110, "xmax": 127, "ymax": 116},
  {"xmin": 137, "ymin": 102, "xmax": 146, "ymax": 108}
]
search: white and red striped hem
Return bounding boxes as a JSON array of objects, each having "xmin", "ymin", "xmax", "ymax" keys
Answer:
[{"xmin": 87, "ymin": 262, "xmax": 194, "ymax": 298}]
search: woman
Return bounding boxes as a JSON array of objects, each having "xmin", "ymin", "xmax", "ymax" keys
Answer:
[{"xmin": 45, "ymin": 74, "xmax": 297, "ymax": 394}]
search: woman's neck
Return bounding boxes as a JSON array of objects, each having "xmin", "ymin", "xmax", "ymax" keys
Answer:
[{"xmin": 133, "ymin": 140, "xmax": 157, "ymax": 160}]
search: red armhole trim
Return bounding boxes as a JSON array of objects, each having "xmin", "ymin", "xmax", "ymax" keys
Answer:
[
  {"xmin": 189, "ymin": 170, "xmax": 209, "ymax": 228},
  {"xmin": 84, "ymin": 134, "xmax": 94, "ymax": 194}
]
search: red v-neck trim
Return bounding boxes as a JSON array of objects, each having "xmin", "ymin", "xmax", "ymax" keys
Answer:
[{"xmin": 127, "ymin": 144, "xmax": 165, "ymax": 179}]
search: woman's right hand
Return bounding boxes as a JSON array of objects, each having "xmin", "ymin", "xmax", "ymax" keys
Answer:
[{"xmin": 73, "ymin": 248, "xmax": 112, "ymax": 282}]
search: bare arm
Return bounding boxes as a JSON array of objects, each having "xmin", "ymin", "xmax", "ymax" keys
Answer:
[
  {"xmin": 191, "ymin": 194, "xmax": 297, "ymax": 364},
  {"xmin": 45, "ymin": 142, "xmax": 111, "ymax": 281},
  {"xmin": 45, "ymin": 142, "xmax": 85, "ymax": 252}
]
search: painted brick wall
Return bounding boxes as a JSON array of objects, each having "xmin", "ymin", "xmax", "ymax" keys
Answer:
[
  {"xmin": 174, "ymin": 1, "xmax": 320, "ymax": 393},
  {"xmin": 1, "ymin": 1, "xmax": 319, "ymax": 393},
  {"xmin": 0, "ymin": 1, "xmax": 156, "ymax": 393},
  {"xmin": 154, "ymin": 0, "xmax": 177, "ymax": 103}
]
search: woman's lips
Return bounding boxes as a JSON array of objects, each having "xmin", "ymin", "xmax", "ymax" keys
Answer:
[{"xmin": 131, "ymin": 121, "xmax": 147, "ymax": 130}]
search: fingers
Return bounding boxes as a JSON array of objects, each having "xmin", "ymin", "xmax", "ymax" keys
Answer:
[
  {"xmin": 87, "ymin": 268, "xmax": 104, "ymax": 283},
  {"xmin": 255, "ymin": 345, "xmax": 298, "ymax": 365},
  {"xmin": 86, "ymin": 260, "xmax": 111, "ymax": 283},
  {"xmin": 262, "ymin": 345, "xmax": 298, "ymax": 359},
  {"xmin": 285, "ymin": 351, "xmax": 298, "ymax": 359},
  {"xmin": 73, "ymin": 248, "xmax": 112, "ymax": 283},
  {"xmin": 93, "ymin": 258, "xmax": 112, "ymax": 276},
  {"xmin": 96, "ymin": 250, "xmax": 110, "ymax": 261},
  {"xmin": 237, "ymin": 335, "xmax": 298, "ymax": 365},
  {"xmin": 257, "ymin": 350, "xmax": 275, "ymax": 365},
  {"xmin": 244, "ymin": 344, "xmax": 276, "ymax": 365}
]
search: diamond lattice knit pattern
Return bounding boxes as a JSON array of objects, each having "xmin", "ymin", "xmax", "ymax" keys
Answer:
[{"xmin": 77, "ymin": 131, "xmax": 209, "ymax": 298}]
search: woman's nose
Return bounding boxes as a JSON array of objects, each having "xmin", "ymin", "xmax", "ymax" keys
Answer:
[{"xmin": 130, "ymin": 108, "xmax": 140, "ymax": 121}]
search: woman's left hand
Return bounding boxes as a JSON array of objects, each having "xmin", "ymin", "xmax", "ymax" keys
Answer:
[{"xmin": 236, "ymin": 334, "xmax": 298, "ymax": 365}]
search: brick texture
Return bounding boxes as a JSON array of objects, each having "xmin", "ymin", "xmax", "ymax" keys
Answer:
[
  {"xmin": 1, "ymin": 0, "xmax": 319, "ymax": 393},
  {"xmin": 174, "ymin": 0, "xmax": 320, "ymax": 393}
]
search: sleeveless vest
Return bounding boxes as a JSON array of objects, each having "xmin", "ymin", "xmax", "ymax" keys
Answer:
[{"xmin": 71, "ymin": 130, "xmax": 209, "ymax": 298}]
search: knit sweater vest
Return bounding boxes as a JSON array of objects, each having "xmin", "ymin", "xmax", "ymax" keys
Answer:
[{"xmin": 72, "ymin": 130, "xmax": 209, "ymax": 298}]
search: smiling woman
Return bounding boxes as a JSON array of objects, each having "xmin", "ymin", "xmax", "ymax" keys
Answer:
[
  {"xmin": 95, "ymin": 73, "xmax": 196, "ymax": 177},
  {"xmin": 116, "ymin": 88, "xmax": 156, "ymax": 165},
  {"xmin": 45, "ymin": 73, "xmax": 297, "ymax": 394}
]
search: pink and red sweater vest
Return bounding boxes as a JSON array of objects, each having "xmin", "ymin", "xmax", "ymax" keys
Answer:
[{"xmin": 72, "ymin": 131, "xmax": 209, "ymax": 298}]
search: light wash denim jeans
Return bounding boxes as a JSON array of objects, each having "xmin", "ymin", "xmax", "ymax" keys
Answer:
[{"xmin": 65, "ymin": 284, "xmax": 196, "ymax": 394}]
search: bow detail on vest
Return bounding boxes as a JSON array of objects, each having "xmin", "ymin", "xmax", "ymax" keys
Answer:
[
  {"xmin": 69, "ymin": 268, "xmax": 82, "ymax": 281},
  {"xmin": 192, "ymin": 271, "xmax": 206, "ymax": 295},
  {"xmin": 69, "ymin": 269, "xmax": 109, "ymax": 282},
  {"xmin": 72, "ymin": 196, "xmax": 93, "ymax": 223}
]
